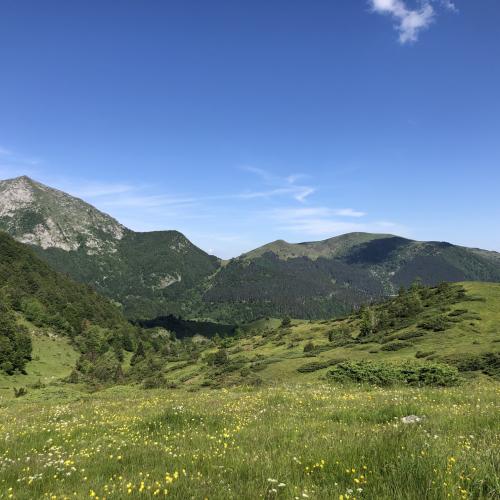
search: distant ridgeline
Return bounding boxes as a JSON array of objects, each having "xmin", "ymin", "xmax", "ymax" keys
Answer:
[
  {"xmin": 136, "ymin": 315, "xmax": 236, "ymax": 339},
  {"xmin": 1, "ymin": 176, "xmax": 500, "ymax": 324}
]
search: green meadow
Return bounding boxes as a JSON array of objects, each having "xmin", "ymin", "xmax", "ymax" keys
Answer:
[
  {"xmin": 0, "ymin": 382, "xmax": 499, "ymax": 499},
  {"xmin": 1, "ymin": 282, "xmax": 499, "ymax": 499}
]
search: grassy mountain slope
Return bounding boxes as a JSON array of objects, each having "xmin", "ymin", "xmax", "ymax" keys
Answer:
[
  {"xmin": 241, "ymin": 232, "xmax": 394, "ymax": 260},
  {"xmin": 149, "ymin": 282, "xmax": 500, "ymax": 388},
  {"xmin": 0, "ymin": 330, "xmax": 79, "ymax": 397},
  {"xmin": 201, "ymin": 234, "xmax": 500, "ymax": 322}
]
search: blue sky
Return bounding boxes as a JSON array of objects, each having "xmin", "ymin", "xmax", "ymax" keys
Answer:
[{"xmin": 0, "ymin": 0, "xmax": 499, "ymax": 258}]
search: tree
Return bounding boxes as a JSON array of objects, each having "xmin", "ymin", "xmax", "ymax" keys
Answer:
[
  {"xmin": 130, "ymin": 341, "xmax": 146, "ymax": 366},
  {"xmin": 206, "ymin": 348, "xmax": 229, "ymax": 366},
  {"xmin": 359, "ymin": 307, "xmax": 378, "ymax": 337},
  {"xmin": 0, "ymin": 293, "xmax": 32, "ymax": 374},
  {"xmin": 281, "ymin": 316, "xmax": 291, "ymax": 328}
]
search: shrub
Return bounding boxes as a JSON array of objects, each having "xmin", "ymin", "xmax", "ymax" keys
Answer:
[
  {"xmin": 326, "ymin": 361, "xmax": 459, "ymax": 387},
  {"xmin": 448, "ymin": 309, "xmax": 468, "ymax": 317},
  {"xmin": 205, "ymin": 348, "xmax": 229, "ymax": 366},
  {"xmin": 246, "ymin": 375, "xmax": 263, "ymax": 387},
  {"xmin": 440, "ymin": 352, "xmax": 500, "ymax": 379},
  {"xmin": 395, "ymin": 330, "xmax": 425, "ymax": 341},
  {"xmin": 29, "ymin": 378, "xmax": 46, "ymax": 389},
  {"xmin": 297, "ymin": 358, "xmax": 345, "ymax": 373},
  {"xmin": 250, "ymin": 361, "xmax": 267, "ymax": 372},
  {"xmin": 280, "ymin": 316, "xmax": 291, "ymax": 328},
  {"xmin": 13, "ymin": 387, "xmax": 28, "ymax": 398},
  {"xmin": 380, "ymin": 340, "xmax": 413, "ymax": 351},
  {"xmin": 303, "ymin": 341, "xmax": 315, "ymax": 353},
  {"xmin": 143, "ymin": 374, "xmax": 178, "ymax": 389},
  {"xmin": 298, "ymin": 361, "xmax": 329, "ymax": 373},
  {"xmin": 419, "ymin": 315, "xmax": 449, "ymax": 332},
  {"xmin": 327, "ymin": 361, "xmax": 401, "ymax": 386},
  {"xmin": 415, "ymin": 350, "xmax": 436, "ymax": 359}
]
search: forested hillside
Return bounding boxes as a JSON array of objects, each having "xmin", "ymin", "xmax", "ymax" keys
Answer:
[
  {"xmin": 0, "ymin": 231, "xmax": 135, "ymax": 377},
  {"xmin": 200, "ymin": 234, "xmax": 500, "ymax": 322}
]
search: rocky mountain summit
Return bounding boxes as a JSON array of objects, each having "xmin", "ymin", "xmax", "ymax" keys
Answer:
[
  {"xmin": 0, "ymin": 176, "xmax": 126, "ymax": 254},
  {"xmin": 0, "ymin": 176, "xmax": 219, "ymax": 319}
]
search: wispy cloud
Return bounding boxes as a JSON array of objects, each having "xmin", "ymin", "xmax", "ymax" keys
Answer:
[
  {"xmin": 67, "ymin": 183, "xmax": 135, "ymax": 198},
  {"xmin": 241, "ymin": 166, "xmax": 315, "ymax": 202},
  {"xmin": 368, "ymin": 0, "xmax": 457, "ymax": 44},
  {"xmin": 269, "ymin": 206, "xmax": 406, "ymax": 239},
  {"xmin": 333, "ymin": 208, "xmax": 366, "ymax": 217},
  {"xmin": 0, "ymin": 145, "xmax": 411, "ymax": 256}
]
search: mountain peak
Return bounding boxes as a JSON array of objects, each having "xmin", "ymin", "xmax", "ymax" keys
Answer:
[
  {"xmin": 0, "ymin": 175, "xmax": 127, "ymax": 253},
  {"xmin": 241, "ymin": 232, "xmax": 403, "ymax": 261}
]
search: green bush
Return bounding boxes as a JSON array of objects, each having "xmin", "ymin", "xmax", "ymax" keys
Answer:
[
  {"xmin": 418, "ymin": 315, "xmax": 449, "ymax": 332},
  {"xmin": 415, "ymin": 350, "xmax": 436, "ymax": 359},
  {"xmin": 380, "ymin": 340, "xmax": 413, "ymax": 351},
  {"xmin": 297, "ymin": 358, "xmax": 345, "ymax": 373},
  {"xmin": 142, "ymin": 374, "xmax": 177, "ymax": 389},
  {"xmin": 205, "ymin": 348, "xmax": 229, "ymax": 366},
  {"xmin": 394, "ymin": 330, "xmax": 425, "ymax": 341},
  {"xmin": 326, "ymin": 361, "xmax": 460, "ymax": 387},
  {"xmin": 440, "ymin": 352, "xmax": 500, "ymax": 379},
  {"xmin": 448, "ymin": 309, "xmax": 468, "ymax": 317},
  {"xmin": 297, "ymin": 361, "xmax": 330, "ymax": 373},
  {"xmin": 280, "ymin": 316, "xmax": 291, "ymax": 328},
  {"xmin": 303, "ymin": 341, "xmax": 315, "ymax": 353}
]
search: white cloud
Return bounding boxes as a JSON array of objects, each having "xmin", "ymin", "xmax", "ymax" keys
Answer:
[
  {"xmin": 271, "ymin": 207, "xmax": 366, "ymax": 219},
  {"xmin": 0, "ymin": 146, "xmax": 413, "ymax": 257},
  {"xmin": 269, "ymin": 206, "xmax": 407, "ymax": 239},
  {"xmin": 370, "ymin": 0, "xmax": 435, "ymax": 44},
  {"xmin": 241, "ymin": 166, "xmax": 315, "ymax": 202},
  {"xmin": 333, "ymin": 208, "xmax": 366, "ymax": 217}
]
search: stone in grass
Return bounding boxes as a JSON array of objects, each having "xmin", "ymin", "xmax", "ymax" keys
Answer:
[{"xmin": 401, "ymin": 415, "xmax": 424, "ymax": 424}]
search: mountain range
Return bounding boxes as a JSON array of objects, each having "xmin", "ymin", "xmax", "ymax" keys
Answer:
[{"xmin": 1, "ymin": 175, "xmax": 500, "ymax": 322}]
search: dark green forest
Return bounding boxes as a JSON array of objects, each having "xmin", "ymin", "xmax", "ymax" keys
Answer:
[{"xmin": 0, "ymin": 231, "xmax": 136, "ymax": 375}]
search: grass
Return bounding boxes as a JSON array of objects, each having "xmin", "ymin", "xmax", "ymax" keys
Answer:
[
  {"xmin": 0, "ymin": 330, "xmax": 78, "ymax": 398},
  {"xmin": 1, "ymin": 282, "xmax": 499, "ymax": 498},
  {"xmin": 0, "ymin": 382, "xmax": 498, "ymax": 499},
  {"xmin": 178, "ymin": 282, "xmax": 500, "ymax": 387},
  {"xmin": 4, "ymin": 282, "xmax": 499, "ymax": 392}
]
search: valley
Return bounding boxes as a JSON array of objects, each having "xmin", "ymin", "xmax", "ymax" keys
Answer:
[
  {"xmin": 1, "ymin": 178, "xmax": 499, "ymax": 499},
  {"xmin": 2, "ymin": 2, "xmax": 499, "ymax": 497}
]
